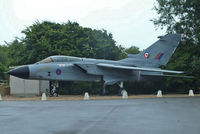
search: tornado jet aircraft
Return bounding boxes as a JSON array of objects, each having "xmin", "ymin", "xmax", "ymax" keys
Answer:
[{"xmin": 8, "ymin": 34, "xmax": 185, "ymax": 95}]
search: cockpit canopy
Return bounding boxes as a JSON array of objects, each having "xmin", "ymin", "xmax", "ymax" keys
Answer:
[
  {"xmin": 38, "ymin": 57, "xmax": 52, "ymax": 63},
  {"xmin": 37, "ymin": 55, "xmax": 82, "ymax": 64}
]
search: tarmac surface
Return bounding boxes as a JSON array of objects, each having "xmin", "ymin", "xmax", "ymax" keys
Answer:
[{"xmin": 0, "ymin": 97, "xmax": 200, "ymax": 134}]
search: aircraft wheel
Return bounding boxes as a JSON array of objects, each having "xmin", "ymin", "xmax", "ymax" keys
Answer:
[
  {"xmin": 53, "ymin": 93, "xmax": 58, "ymax": 97},
  {"xmin": 50, "ymin": 90, "xmax": 54, "ymax": 96}
]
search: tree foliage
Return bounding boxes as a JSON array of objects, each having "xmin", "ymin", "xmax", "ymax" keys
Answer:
[
  {"xmin": 7, "ymin": 21, "xmax": 123, "ymax": 66},
  {"xmin": 0, "ymin": 45, "xmax": 9, "ymax": 79},
  {"xmin": 153, "ymin": 0, "xmax": 200, "ymax": 91},
  {"xmin": 153, "ymin": 0, "xmax": 200, "ymax": 41},
  {"xmin": 125, "ymin": 46, "xmax": 140, "ymax": 54}
]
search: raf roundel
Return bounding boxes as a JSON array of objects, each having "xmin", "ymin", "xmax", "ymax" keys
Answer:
[
  {"xmin": 144, "ymin": 52, "xmax": 150, "ymax": 59},
  {"xmin": 56, "ymin": 69, "xmax": 61, "ymax": 75}
]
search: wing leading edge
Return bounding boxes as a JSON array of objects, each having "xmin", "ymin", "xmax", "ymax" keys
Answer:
[{"xmin": 97, "ymin": 63, "xmax": 184, "ymax": 74}]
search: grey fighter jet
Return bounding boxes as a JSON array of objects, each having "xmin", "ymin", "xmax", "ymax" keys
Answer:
[{"xmin": 8, "ymin": 34, "xmax": 185, "ymax": 94}]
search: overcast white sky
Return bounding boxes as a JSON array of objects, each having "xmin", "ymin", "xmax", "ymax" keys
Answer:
[{"xmin": 0, "ymin": 0, "xmax": 165, "ymax": 50}]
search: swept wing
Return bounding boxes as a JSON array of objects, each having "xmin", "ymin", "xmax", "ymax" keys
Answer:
[{"xmin": 97, "ymin": 63, "xmax": 184, "ymax": 74}]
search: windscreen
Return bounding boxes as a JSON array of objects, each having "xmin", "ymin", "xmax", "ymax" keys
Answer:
[{"xmin": 38, "ymin": 57, "xmax": 53, "ymax": 64}]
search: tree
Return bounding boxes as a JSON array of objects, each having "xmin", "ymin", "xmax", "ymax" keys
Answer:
[
  {"xmin": 152, "ymin": 0, "xmax": 200, "ymax": 43},
  {"xmin": 8, "ymin": 21, "xmax": 123, "ymax": 65},
  {"xmin": 125, "ymin": 46, "xmax": 140, "ymax": 54},
  {"xmin": 0, "ymin": 45, "xmax": 9, "ymax": 80},
  {"xmin": 152, "ymin": 0, "xmax": 200, "ymax": 91}
]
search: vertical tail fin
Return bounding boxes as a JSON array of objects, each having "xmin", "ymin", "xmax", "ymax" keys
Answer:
[{"xmin": 121, "ymin": 34, "xmax": 183, "ymax": 67}]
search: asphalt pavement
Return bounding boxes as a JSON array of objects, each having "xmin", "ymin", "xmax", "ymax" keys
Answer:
[{"xmin": 0, "ymin": 97, "xmax": 200, "ymax": 134}]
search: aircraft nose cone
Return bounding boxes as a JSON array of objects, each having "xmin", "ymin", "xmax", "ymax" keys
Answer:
[{"xmin": 8, "ymin": 66, "xmax": 29, "ymax": 79}]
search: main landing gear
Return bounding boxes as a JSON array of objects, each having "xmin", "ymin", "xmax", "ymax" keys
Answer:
[
  {"xmin": 100, "ymin": 77, "xmax": 106, "ymax": 95},
  {"xmin": 100, "ymin": 78, "xmax": 125, "ymax": 96},
  {"xmin": 118, "ymin": 81, "xmax": 126, "ymax": 96}
]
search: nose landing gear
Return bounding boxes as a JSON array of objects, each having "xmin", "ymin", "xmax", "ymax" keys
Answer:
[{"xmin": 50, "ymin": 81, "xmax": 59, "ymax": 97}]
